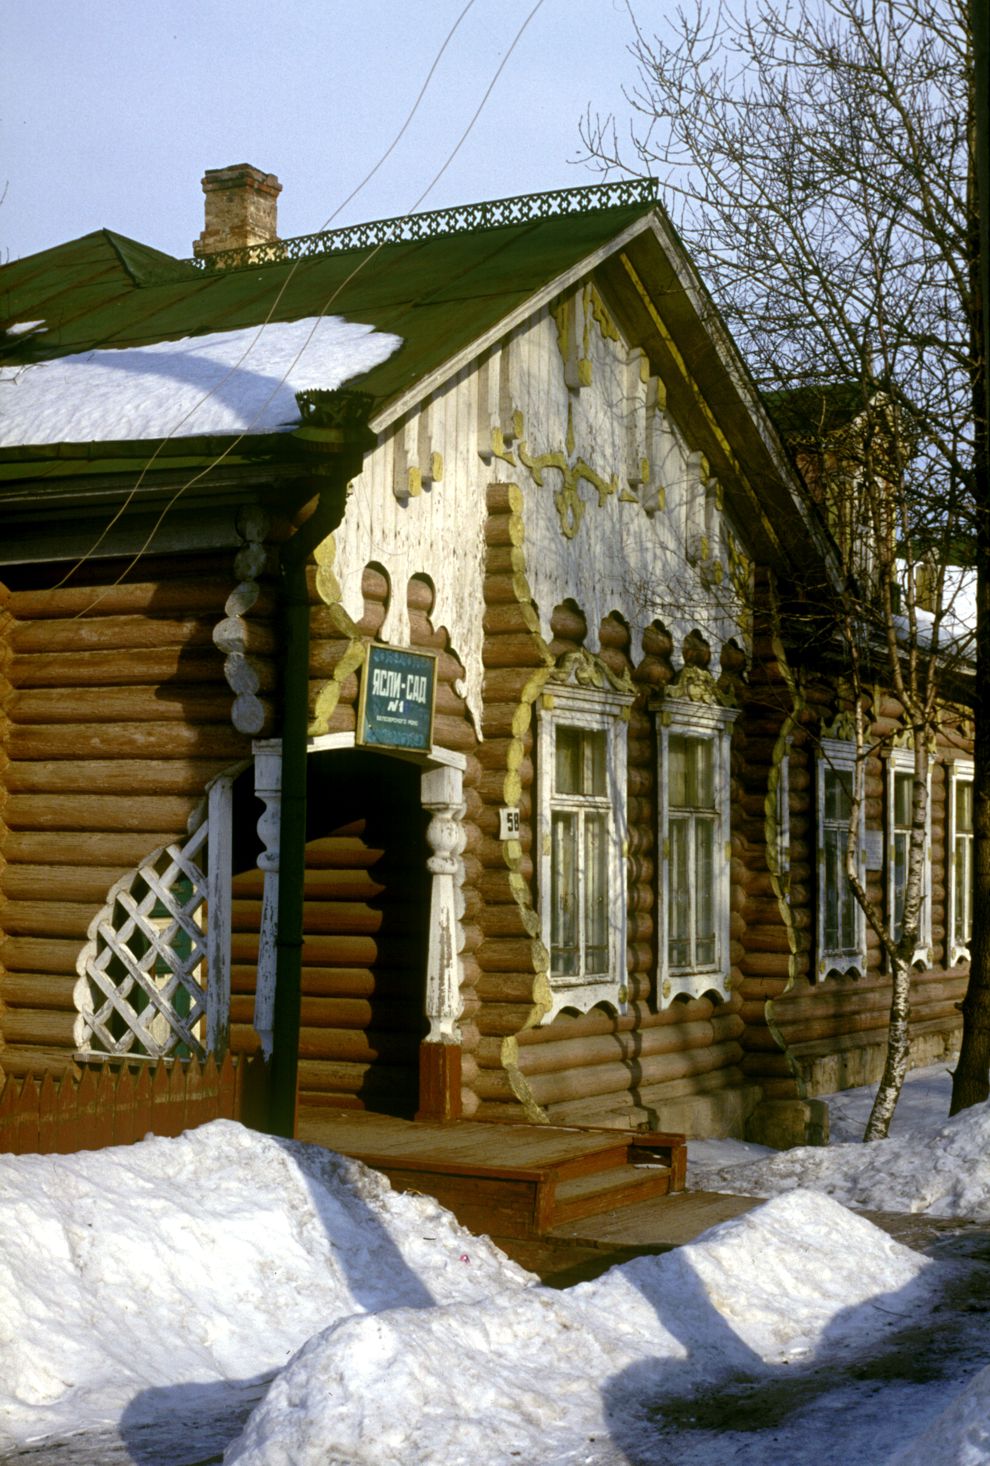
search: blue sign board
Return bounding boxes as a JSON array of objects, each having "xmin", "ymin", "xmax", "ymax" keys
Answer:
[{"xmin": 357, "ymin": 644, "xmax": 437, "ymax": 753}]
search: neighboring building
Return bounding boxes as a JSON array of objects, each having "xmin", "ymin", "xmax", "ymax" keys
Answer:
[{"xmin": 0, "ymin": 168, "xmax": 972, "ymax": 1147}]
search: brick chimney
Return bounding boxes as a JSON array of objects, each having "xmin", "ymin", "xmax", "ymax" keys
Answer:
[{"xmin": 193, "ymin": 164, "xmax": 282, "ymax": 258}]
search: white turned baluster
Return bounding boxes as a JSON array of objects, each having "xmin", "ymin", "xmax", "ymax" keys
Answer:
[
  {"xmin": 421, "ymin": 765, "xmax": 466, "ymax": 1042},
  {"xmin": 253, "ymin": 749, "xmax": 283, "ymax": 1058}
]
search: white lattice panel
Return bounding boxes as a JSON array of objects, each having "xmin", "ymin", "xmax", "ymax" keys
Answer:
[{"xmin": 74, "ymin": 813, "xmax": 223, "ymax": 1062}]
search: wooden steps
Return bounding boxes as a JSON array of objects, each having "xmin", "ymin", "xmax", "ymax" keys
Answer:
[{"xmin": 296, "ymin": 1109, "xmax": 687, "ymax": 1241}]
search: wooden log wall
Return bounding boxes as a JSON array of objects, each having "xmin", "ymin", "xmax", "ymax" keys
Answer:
[
  {"xmin": 473, "ymin": 482, "xmax": 753, "ymax": 1129},
  {"xmin": 0, "ymin": 554, "xmax": 262, "ymax": 1082},
  {"xmin": 736, "ymin": 585, "xmax": 967, "ymax": 1101},
  {"xmin": 228, "ymin": 804, "xmax": 430, "ymax": 1117},
  {"xmin": 259, "ymin": 565, "xmax": 485, "ymax": 1115}
]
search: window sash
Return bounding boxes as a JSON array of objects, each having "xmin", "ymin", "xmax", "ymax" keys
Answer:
[
  {"xmin": 817, "ymin": 742, "xmax": 866, "ymax": 977},
  {"xmin": 949, "ymin": 765, "xmax": 974, "ymax": 961},
  {"xmin": 658, "ymin": 700, "xmax": 736, "ymax": 1002},
  {"xmin": 537, "ymin": 680, "xmax": 632, "ymax": 1017}
]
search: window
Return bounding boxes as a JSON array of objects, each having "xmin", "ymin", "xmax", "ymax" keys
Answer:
[
  {"xmin": 817, "ymin": 740, "xmax": 866, "ymax": 977},
  {"xmin": 887, "ymin": 747, "xmax": 931, "ymax": 966},
  {"xmin": 658, "ymin": 697, "xmax": 737, "ymax": 1002},
  {"xmin": 537, "ymin": 677, "xmax": 634, "ymax": 1018},
  {"xmin": 948, "ymin": 760, "xmax": 973, "ymax": 965}
]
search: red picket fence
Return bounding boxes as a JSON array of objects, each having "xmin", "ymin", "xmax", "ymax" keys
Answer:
[{"xmin": 0, "ymin": 1052, "xmax": 269, "ymax": 1157}]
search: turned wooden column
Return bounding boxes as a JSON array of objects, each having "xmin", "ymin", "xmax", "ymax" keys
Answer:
[{"xmin": 418, "ymin": 763, "xmax": 466, "ymax": 1120}]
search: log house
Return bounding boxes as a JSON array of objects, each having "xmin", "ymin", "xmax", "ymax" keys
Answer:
[{"xmin": 0, "ymin": 170, "xmax": 973, "ymax": 1146}]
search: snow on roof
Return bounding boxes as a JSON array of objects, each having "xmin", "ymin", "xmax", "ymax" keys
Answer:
[{"xmin": 0, "ymin": 317, "xmax": 401, "ymax": 447}]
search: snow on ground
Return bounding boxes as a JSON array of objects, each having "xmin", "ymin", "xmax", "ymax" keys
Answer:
[
  {"xmin": 224, "ymin": 1192, "xmax": 933, "ymax": 1466},
  {"xmin": 0, "ymin": 1121, "xmax": 531, "ymax": 1452},
  {"xmin": 0, "ymin": 318, "xmax": 400, "ymax": 445},
  {"xmin": 687, "ymin": 1063, "xmax": 990, "ymax": 1218},
  {"xmin": 4, "ymin": 1066, "xmax": 990, "ymax": 1464}
]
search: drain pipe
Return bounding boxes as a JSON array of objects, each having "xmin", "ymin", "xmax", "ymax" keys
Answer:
[{"xmin": 268, "ymin": 390, "xmax": 373, "ymax": 1138}]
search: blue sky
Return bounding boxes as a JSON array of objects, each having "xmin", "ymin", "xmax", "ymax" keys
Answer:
[{"xmin": 2, "ymin": 0, "xmax": 649, "ymax": 262}]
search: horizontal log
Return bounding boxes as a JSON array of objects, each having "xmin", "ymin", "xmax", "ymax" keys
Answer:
[
  {"xmin": 475, "ymin": 1002, "xmax": 544, "ymax": 1036},
  {"xmin": 478, "ymin": 759, "xmax": 533, "ymax": 805},
  {"xmin": 4, "ymin": 759, "xmax": 226, "ymax": 796},
  {"xmin": 11, "ymin": 647, "xmax": 230, "ymax": 689},
  {"xmin": 0, "ymin": 1047, "xmax": 82, "ymax": 1081},
  {"xmin": 232, "ymin": 898, "xmax": 422, "ymax": 936},
  {"xmin": 295, "ymin": 1059, "xmax": 417, "ymax": 1096},
  {"xmin": 230, "ymin": 994, "xmax": 421, "ymax": 1030},
  {"xmin": 0, "ymin": 972, "xmax": 78, "ymax": 1010},
  {"xmin": 8, "ymin": 579, "xmax": 230, "ymax": 621},
  {"xmin": 480, "ymin": 667, "xmax": 533, "ymax": 704},
  {"xmin": 477, "ymin": 903, "xmax": 534, "ymax": 940},
  {"xmin": 515, "ymin": 996, "xmax": 717, "ymax": 1046},
  {"xmin": 739, "ymin": 944, "xmax": 792, "ymax": 979},
  {"xmin": 231, "ymin": 868, "xmax": 386, "ymax": 901},
  {"xmin": 482, "ymin": 635, "xmax": 551, "ymax": 670},
  {"xmin": 483, "ymin": 574, "xmax": 532, "ymax": 610},
  {"xmin": 516, "ymin": 1015, "xmax": 739, "ymax": 1076},
  {"xmin": 0, "ymin": 901, "xmax": 98, "ymax": 940},
  {"xmin": 296, "ymin": 1027, "xmax": 422, "ymax": 1063},
  {"xmin": 484, "ymin": 514, "xmax": 524, "ymax": 548},
  {"xmin": 3, "ymin": 794, "xmax": 195, "ymax": 833},
  {"xmin": 1, "ymin": 865, "xmax": 128, "ymax": 903},
  {"xmin": 1, "ymin": 1007, "xmax": 76, "ymax": 1047},
  {"xmin": 0, "ymin": 938, "xmax": 93, "ymax": 973},
  {"xmin": 8, "ymin": 686, "xmax": 235, "ymax": 725},
  {"xmin": 12, "ymin": 616, "xmax": 220, "ymax": 655},
  {"xmin": 483, "ymin": 603, "xmax": 542, "ymax": 637},
  {"xmin": 476, "ymin": 938, "xmax": 542, "ymax": 975},
  {"xmin": 8, "ymin": 724, "xmax": 249, "ymax": 760},
  {"xmin": 523, "ymin": 1039, "xmax": 743, "ymax": 1108},
  {"xmin": 0, "ymin": 832, "xmax": 168, "ymax": 867}
]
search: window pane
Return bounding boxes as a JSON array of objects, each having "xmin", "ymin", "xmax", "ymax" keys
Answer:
[
  {"xmin": 585, "ymin": 729, "xmax": 607, "ymax": 797},
  {"xmin": 892, "ymin": 829, "xmax": 908, "ymax": 940},
  {"xmin": 694, "ymin": 739, "xmax": 715, "ymax": 809},
  {"xmin": 584, "ymin": 811, "xmax": 608, "ymax": 973},
  {"xmin": 694, "ymin": 817, "xmax": 716, "ymax": 965},
  {"xmin": 957, "ymin": 779, "xmax": 973, "ymax": 833},
  {"xmin": 669, "ymin": 814, "xmax": 690, "ymax": 967},
  {"xmin": 551, "ymin": 812, "xmax": 578, "ymax": 975},
  {"xmin": 555, "ymin": 726, "xmax": 581, "ymax": 796},
  {"xmin": 824, "ymin": 826, "xmax": 843, "ymax": 950},
  {"xmin": 825, "ymin": 768, "xmax": 852, "ymax": 822},
  {"xmin": 669, "ymin": 735, "xmax": 688, "ymax": 808},
  {"xmin": 893, "ymin": 771, "xmax": 912, "ymax": 829}
]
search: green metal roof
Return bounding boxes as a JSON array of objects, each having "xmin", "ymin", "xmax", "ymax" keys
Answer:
[{"xmin": 1, "ymin": 182, "xmax": 658, "ymax": 417}]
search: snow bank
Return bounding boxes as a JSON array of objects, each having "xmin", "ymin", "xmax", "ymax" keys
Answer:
[
  {"xmin": 688, "ymin": 1098, "xmax": 990, "ymax": 1219},
  {"xmin": 225, "ymin": 1190, "xmax": 933, "ymax": 1466},
  {"xmin": 0, "ymin": 1121, "xmax": 531, "ymax": 1448},
  {"xmin": 0, "ymin": 317, "xmax": 400, "ymax": 445},
  {"xmin": 888, "ymin": 1363, "xmax": 990, "ymax": 1466}
]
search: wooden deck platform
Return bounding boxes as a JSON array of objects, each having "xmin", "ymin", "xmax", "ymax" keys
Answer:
[{"xmin": 296, "ymin": 1107, "xmax": 687, "ymax": 1243}]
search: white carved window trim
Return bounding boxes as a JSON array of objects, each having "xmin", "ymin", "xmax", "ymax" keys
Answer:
[
  {"xmin": 886, "ymin": 746, "xmax": 932, "ymax": 968},
  {"xmin": 536, "ymin": 681, "xmax": 633, "ymax": 1021},
  {"xmin": 817, "ymin": 739, "xmax": 867, "ymax": 978},
  {"xmin": 658, "ymin": 698, "xmax": 738, "ymax": 1004},
  {"xmin": 948, "ymin": 758, "xmax": 974, "ymax": 966}
]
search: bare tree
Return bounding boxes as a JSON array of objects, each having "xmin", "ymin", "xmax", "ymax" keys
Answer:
[{"xmin": 582, "ymin": 0, "xmax": 980, "ymax": 1135}]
